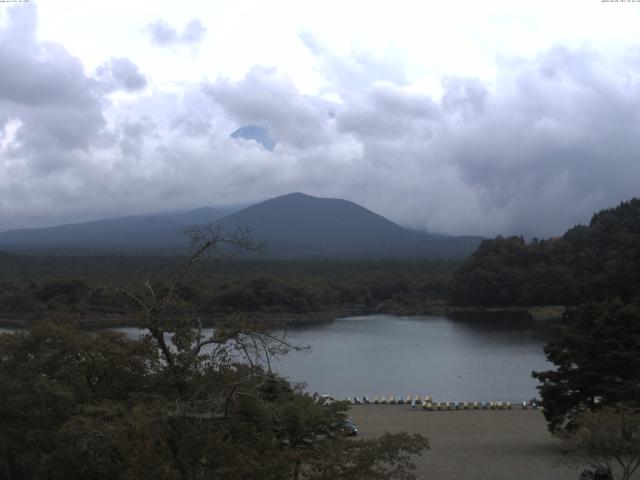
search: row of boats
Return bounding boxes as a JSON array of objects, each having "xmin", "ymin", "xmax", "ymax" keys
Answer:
[{"xmin": 344, "ymin": 395, "xmax": 541, "ymax": 410}]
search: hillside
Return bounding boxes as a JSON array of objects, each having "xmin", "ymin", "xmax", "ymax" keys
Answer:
[
  {"xmin": 450, "ymin": 197, "xmax": 640, "ymax": 305},
  {"xmin": 0, "ymin": 207, "xmax": 233, "ymax": 253},
  {"xmin": 0, "ymin": 193, "xmax": 482, "ymax": 259},
  {"xmin": 214, "ymin": 193, "xmax": 480, "ymax": 259},
  {"xmin": 216, "ymin": 192, "xmax": 404, "ymax": 243}
]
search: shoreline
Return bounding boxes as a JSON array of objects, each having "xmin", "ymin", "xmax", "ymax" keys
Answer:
[
  {"xmin": 0, "ymin": 304, "xmax": 565, "ymax": 330},
  {"xmin": 0, "ymin": 309, "xmax": 358, "ymax": 330}
]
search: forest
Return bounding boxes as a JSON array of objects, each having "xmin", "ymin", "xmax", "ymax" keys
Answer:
[
  {"xmin": 0, "ymin": 255, "xmax": 455, "ymax": 325},
  {"xmin": 450, "ymin": 198, "xmax": 640, "ymax": 306},
  {"xmin": 1, "ymin": 198, "xmax": 639, "ymax": 329}
]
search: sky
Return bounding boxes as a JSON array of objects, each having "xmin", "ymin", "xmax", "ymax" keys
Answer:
[{"xmin": 1, "ymin": 0, "xmax": 639, "ymax": 237}]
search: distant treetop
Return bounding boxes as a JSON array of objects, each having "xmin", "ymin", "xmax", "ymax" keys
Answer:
[{"xmin": 450, "ymin": 197, "xmax": 640, "ymax": 306}]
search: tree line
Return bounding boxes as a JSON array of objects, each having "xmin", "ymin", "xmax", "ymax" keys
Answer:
[
  {"xmin": 450, "ymin": 198, "xmax": 640, "ymax": 306},
  {"xmin": 0, "ymin": 257, "xmax": 454, "ymax": 321},
  {"xmin": 442, "ymin": 198, "xmax": 640, "ymax": 478},
  {"xmin": 518, "ymin": 200, "xmax": 640, "ymax": 479}
]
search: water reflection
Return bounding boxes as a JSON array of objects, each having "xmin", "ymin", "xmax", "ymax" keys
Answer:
[{"xmin": 447, "ymin": 316, "xmax": 552, "ymax": 345}]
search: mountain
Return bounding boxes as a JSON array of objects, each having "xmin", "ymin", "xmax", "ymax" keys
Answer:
[
  {"xmin": 214, "ymin": 193, "xmax": 481, "ymax": 259},
  {"xmin": 0, "ymin": 207, "xmax": 234, "ymax": 253},
  {"xmin": 0, "ymin": 193, "xmax": 482, "ymax": 258},
  {"xmin": 230, "ymin": 125, "xmax": 276, "ymax": 151},
  {"xmin": 217, "ymin": 192, "xmax": 404, "ymax": 240}
]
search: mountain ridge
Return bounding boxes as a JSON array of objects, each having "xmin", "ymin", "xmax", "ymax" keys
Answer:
[
  {"xmin": 217, "ymin": 192, "xmax": 406, "ymax": 240},
  {"xmin": 0, "ymin": 207, "xmax": 234, "ymax": 249},
  {"xmin": 0, "ymin": 193, "xmax": 483, "ymax": 259}
]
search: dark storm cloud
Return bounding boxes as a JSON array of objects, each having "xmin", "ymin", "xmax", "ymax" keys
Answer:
[
  {"xmin": 95, "ymin": 57, "xmax": 147, "ymax": 92},
  {"xmin": 146, "ymin": 19, "xmax": 207, "ymax": 46}
]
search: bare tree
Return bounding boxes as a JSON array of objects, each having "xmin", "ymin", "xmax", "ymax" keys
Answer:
[{"xmin": 98, "ymin": 225, "xmax": 300, "ymax": 375}]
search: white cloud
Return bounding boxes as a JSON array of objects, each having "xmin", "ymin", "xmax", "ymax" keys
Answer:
[{"xmin": 146, "ymin": 18, "xmax": 206, "ymax": 47}]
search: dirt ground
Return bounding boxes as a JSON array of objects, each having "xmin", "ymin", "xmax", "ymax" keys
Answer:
[{"xmin": 349, "ymin": 405, "xmax": 585, "ymax": 480}]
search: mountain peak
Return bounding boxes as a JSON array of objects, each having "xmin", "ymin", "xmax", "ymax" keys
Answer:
[
  {"xmin": 217, "ymin": 192, "xmax": 404, "ymax": 241},
  {"xmin": 230, "ymin": 125, "xmax": 276, "ymax": 151},
  {"xmin": 273, "ymin": 192, "xmax": 314, "ymax": 200}
]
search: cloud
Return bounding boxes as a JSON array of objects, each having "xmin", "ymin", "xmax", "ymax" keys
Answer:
[
  {"xmin": 299, "ymin": 32, "xmax": 408, "ymax": 91},
  {"xmin": 0, "ymin": 3, "xmax": 104, "ymax": 167},
  {"xmin": 95, "ymin": 57, "xmax": 147, "ymax": 92},
  {"xmin": 204, "ymin": 67, "xmax": 334, "ymax": 149},
  {"xmin": 146, "ymin": 20, "xmax": 177, "ymax": 46},
  {"xmin": 0, "ymin": 5, "xmax": 94, "ymax": 109},
  {"xmin": 146, "ymin": 19, "xmax": 206, "ymax": 47},
  {"xmin": 223, "ymin": 43, "xmax": 639, "ymax": 238},
  {"xmin": 181, "ymin": 19, "xmax": 206, "ymax": 44},
  {"xmin": 117, "ymin": 116, "xmax": 157, "ymax": 158},
  {"xmin": 437, "ymin": 46, "xmax": 640, "ymax": 236},
  {"xmin": 336, "ymin": 83, "xmax": 440, "ymax": 139},
  {"xmin": 170, "ymin": 91, "xmax": 215, "ymax": 138},
  {"xmin": 441, "ymin": 77, "xmax": 489, "ymax": 118},
  {"xmin": 1, "ymin": 3, "xmax": 640, "ymax": 240}
]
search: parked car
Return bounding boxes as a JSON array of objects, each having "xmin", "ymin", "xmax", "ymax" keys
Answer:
[
  {"xmin": 340, "ymin": 418, "xmax": 358, "ymax": 436},
  {"xmin": 580, "ymin": 467, "xmax": 612, "ymax": 480}
]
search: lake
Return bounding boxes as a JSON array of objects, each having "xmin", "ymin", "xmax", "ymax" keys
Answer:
[
  {"xmin": 1, "ymin": 315, "xmax": 552, "ymax": 402},
  {"xmin": 273, "ymin": 315, "xmax": 551, "ymax": 402},
  {"xmin": 109, "ymin": 314, "xmax": 552, "ymax": 403}
]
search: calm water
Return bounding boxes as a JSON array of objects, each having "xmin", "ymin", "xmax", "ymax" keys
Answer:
[
  {"xmin": 273, "ymin": 315, "xmax": 551, "ymax": 402},
  {"xmin": 109, "ymin": 314, "xmax": 552, "ymax": 402},
  {"xmin": 1, "ymin": 315, "xmax": 552, "ymax": 402}
]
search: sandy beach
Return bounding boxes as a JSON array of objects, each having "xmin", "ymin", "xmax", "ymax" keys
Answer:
[{"xmin": 349, "ymin": 405, "xmax": 584, "ymax": 480}]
